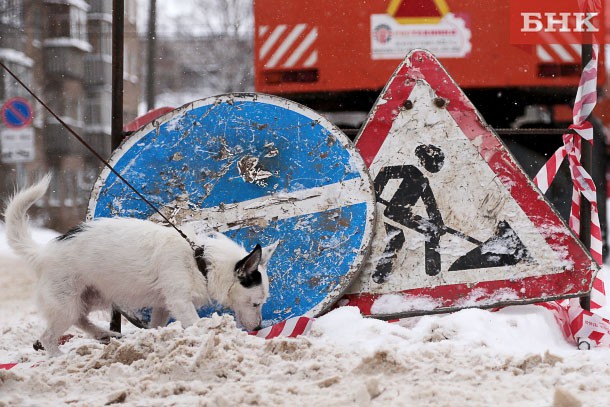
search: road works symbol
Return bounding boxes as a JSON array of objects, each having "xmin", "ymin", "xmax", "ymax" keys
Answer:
[{"xmin": 340, "ymin": 49, "xmax": 598, "ymax": 318}]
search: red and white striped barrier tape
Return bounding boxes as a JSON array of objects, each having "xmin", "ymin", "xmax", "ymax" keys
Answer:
[
  {"xmin": 249, "ymin": 316, "xmax": 315, "ymax": 339},
  {"xmin": 538, "ymin": 295, "xmax": 610, "ymax": 350},
  {"xmin": 533, "ymin": 45, "xmax": 602, "ymax": 269},
  {"xmin": 531, "ymin": 28, "xmax": 608, "ymax": 346},
  {"xmin": 535, "ymin": 301, "xmax": 577, "ymax": 345},
  {"xmin": 0, "ymin": 361, "xmax": 43, "ymax": 371},
  {"xmin": 0, "ymin": 363, "xmax": 18, "ymax": 370},
  {"xmin": 533, "ymin": 42, "xmax": 604, "ymax": 304},
  {"xmin": 566, "ymin": 298, "xmax": 610, "ymax": 349}
]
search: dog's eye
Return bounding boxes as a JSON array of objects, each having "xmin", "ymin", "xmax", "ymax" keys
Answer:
[{"xmin": 252, "ymin": 303, "xmax": 261, "ymax": 308}]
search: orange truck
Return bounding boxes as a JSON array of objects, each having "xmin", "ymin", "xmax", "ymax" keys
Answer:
[
  {"xmin": 253, "ymin": 0, "xmax": 605, "ymax": 125},
  {"xmin": 254, "ymin": 0, "xmax": 610, "ymax": 119},
  {"xmin": 252, "ymin": 0, "xmax": 609, "ymax": 249}
]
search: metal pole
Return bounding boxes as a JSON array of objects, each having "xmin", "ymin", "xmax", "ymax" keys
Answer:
[
  {"xmin": 110, "ymin": 0, "xmax": 125, "ymax": 332},
  {"xmin": 111, "ymin": 0, "xmax": 125, "ymax": 151},
  {"xmin": 146, "ymin": 0, "xmax": 157, "ymax": 111}
]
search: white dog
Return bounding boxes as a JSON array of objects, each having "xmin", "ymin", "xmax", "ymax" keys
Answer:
[{"xmin": 4, "ymin": 174, "xmax": 277, "ymax": 356}]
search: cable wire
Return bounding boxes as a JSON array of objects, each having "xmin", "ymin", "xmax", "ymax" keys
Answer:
[{"xmin": 0, "ymin": 60, "xmax": 198, "ymax": 250}]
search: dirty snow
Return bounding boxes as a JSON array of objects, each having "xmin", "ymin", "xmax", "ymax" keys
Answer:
[{"xmin": 2, "ymin": 226, "xmax": 610, "ymax": 406}]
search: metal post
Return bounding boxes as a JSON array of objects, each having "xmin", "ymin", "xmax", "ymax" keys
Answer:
[
  {"xmin": 110, "ymin": 0, "xmax": 125, "ymax": 332},
  {"xmin": 111, "ymin": 0, "xmax": 124, "ymax": 151},
  {"xmin": 146, "ymin": 0, "xmax": 157, "ymax": 111}
]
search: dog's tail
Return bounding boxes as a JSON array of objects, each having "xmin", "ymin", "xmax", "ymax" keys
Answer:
[{"xmin": 4, "ymin": 173, "xmax": 52, "ymax": 263}]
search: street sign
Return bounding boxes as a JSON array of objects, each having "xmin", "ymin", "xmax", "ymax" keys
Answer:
[
  {"xmin": 1, "ymin": 128, "xmax": 34, "ymax": 163},
  {"xmin": 88, "ymin": 93, "xmax": 376, "ymax": 327},
  {"xmin": 340, "ymin": 49, "xmax": 598, "ymax": 317},
  {"xmin": 1, "ymin": 97, "xmax": 33, "ymax": 129}
]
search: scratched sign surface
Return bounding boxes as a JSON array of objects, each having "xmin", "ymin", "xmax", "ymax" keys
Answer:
[{"xmin": 88, "ymin": 93, "xmax": 376, "ymax": 327}]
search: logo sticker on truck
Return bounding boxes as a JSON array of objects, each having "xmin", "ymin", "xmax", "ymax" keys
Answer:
[{"xmin": 371, "ymin": 0, "xmax": 471, "ymax": 59}]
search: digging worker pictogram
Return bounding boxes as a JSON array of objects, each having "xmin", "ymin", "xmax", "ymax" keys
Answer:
[{"xmin": 373, "ymin": 144, "xmax": 446, "ymax": 282}]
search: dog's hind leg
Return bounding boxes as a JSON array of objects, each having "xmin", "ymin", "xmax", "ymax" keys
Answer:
[
  {"xmin": 76, "ymin": 316, "xmax": 121, "ymax": 343},
  {"xmin": 150, "ymin": 307, "xmax": 170, "ymax": 328}
]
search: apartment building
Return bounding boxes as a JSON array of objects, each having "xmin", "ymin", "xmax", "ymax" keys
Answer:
[{"xmin": 0, "ymin": 0, "xmax": 140, "ymax": 231}]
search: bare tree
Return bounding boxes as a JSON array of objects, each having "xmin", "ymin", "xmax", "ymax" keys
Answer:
[{"xmin": 166, "ymin": 0, "xmax": 254, "ymax": 94}]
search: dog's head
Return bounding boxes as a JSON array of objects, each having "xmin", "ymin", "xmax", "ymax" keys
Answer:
[{"xmin": 228, "ymin": 242, "xmax": 278, "ymax": 331}]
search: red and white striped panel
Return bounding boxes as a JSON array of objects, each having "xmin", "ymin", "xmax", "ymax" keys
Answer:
[
  {"xmin": 535, "ymin": 31, "xmax": 583, "ymax": 63},
  {"xmin": 258, "ymin": 24, "xmax": 318, "ymax": 69},
  {"xmin": 536, "ymin": 44, "xmax": 582, "ymax": 63}
]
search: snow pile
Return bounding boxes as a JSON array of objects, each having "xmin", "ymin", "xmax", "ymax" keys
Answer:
[
  {"xmin": 4, "ymin": 303, "xmax": 610, "ymax": 406},
  {"xmin": 3, "ymin": 228, "xmax": 610, "ymax": 406}
]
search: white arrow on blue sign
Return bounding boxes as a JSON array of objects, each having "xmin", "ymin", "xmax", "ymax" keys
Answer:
[{"xmin": 87, "ymin": 93, "xmax": 376, "ymax": 327}]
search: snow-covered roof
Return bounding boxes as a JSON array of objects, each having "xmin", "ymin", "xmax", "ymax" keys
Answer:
[
  {"xmin": 0, "ymin": 48, "xmax": 33, "ymax": 67},
  {"xmin": 43, "ymin": 0, "xmax": 90, "ymax": 11},
  {"xmin": 43, "ymin": 38, "xmax": 93, "ymax": 53}
]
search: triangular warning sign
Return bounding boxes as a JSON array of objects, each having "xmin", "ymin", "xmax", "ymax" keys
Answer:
[
  {"xmin": 388, "ymin": 0, "xmax": 450, "ymax": 24},
  {"xmin": 341, "ymin": 50, "xmax": 598, "ymax": 318}
]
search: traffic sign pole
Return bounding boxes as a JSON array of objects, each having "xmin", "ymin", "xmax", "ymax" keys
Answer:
[{"xmin": 110, "ymin": 0, "xmax": 125, "ymax": 333}]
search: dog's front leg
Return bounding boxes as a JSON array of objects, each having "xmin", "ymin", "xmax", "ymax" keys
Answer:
[
  {"xmin": 165, "ymin": 300, "xmax": 199, "ymax": 327},
  {"xmin": 40, "ymin": 322, "xmax": 70, "ymax": 357},
  {"xmin": 150, "ymin": 307, "xmax": 170, "ymax": 328}
]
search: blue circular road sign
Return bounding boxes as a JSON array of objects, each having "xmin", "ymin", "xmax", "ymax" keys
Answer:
[
  {"xmin": 1, "ymin": 97, "xmax": 33, "ymax": 129},
  {"xmin": 88, "ymin": 93, "xmax": 376, "ymax": 327}
]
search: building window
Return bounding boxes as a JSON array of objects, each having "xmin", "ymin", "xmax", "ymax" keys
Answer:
[
  {"xmin": 89, "ymin": 20, "xmax": 111, "ymax": 57},
  {"xmin": 101, "ymin": 22, "xmax": 111, "ymax": 56},
  {"xmin": 85, "ymin": 90, "xmax": 111, "ymax": 129},
  {"xmin": 46, "ymin": 3, "xmax": 88, "ymax": 41},
  {"xmin": 32, "ymin": 6, "xmax": 42, "ymax": 43},
  {"xmin": 124, "ymin": 41, "xmax": 138, "ymax": 82},
  {"xmin": 47, "ymin": 3, "xmax": 70, "ymax": 38},
  {"xmin": 70, "ymin": 5, "xmax": 87, "ymax": 42},
  {"xmin": 85, "ymin": 94, "xmax": 101, "ymax": 126},
  {"xmin": 62, "ymin": 94, "xmax": 83, "ymax": 125},
  {"xmin": 48, "ymin": 170, "xmax": 61, "ymax": 207},
  {"xmin": 0, "ymin": 0, "xmax": 23, "ymax": 28},
  {"xmin": 125, "ymin": 0, "xmax": 137, "ymax": 25}
]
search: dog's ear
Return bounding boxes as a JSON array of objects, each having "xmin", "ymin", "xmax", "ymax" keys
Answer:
[
  {"xmin": 235, "ymin": 244, "xmax": 262, "ymax": 287},
  {"xmin": 261, "ymin": 241, "xmax": 279, "ymax": 266}
]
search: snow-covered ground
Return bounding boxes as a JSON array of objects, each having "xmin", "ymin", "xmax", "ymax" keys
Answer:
[{"xmin": 2, "ymin": 224, "xmax": 610, "ymax": 406}]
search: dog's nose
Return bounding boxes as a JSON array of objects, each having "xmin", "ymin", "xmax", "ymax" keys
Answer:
[{"xmin": 253, "ymin": 325, "xmax": 262, "ymax": 331}]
